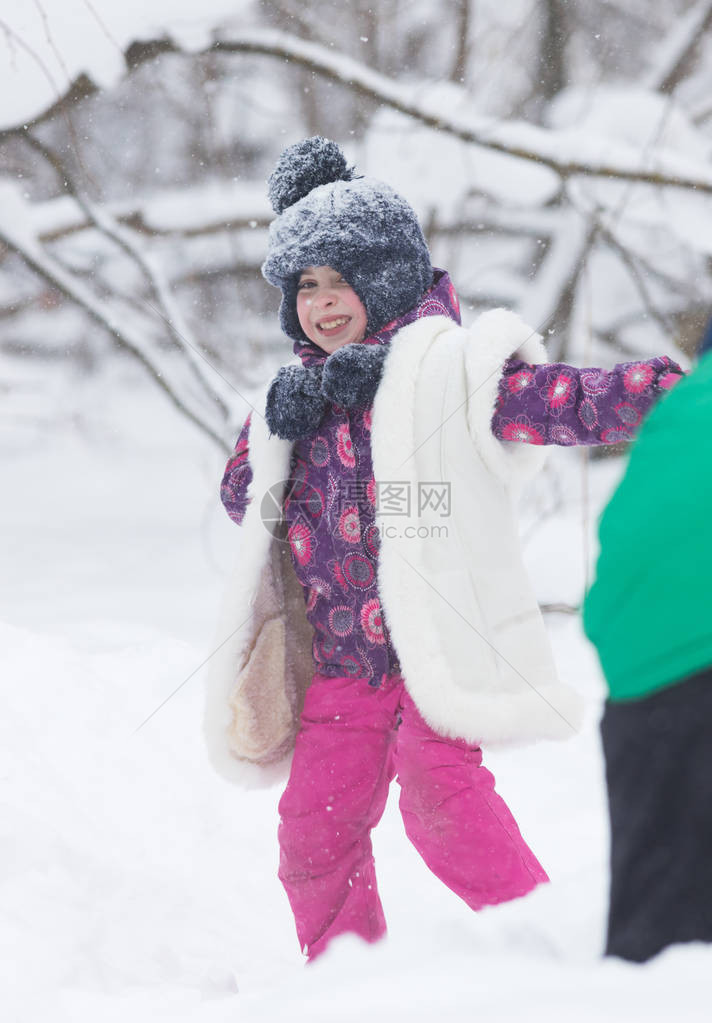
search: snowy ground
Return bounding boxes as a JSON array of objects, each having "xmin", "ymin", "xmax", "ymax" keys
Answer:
[{"xmin": 2, "ymin": 355, "xmax": 710, "ymax": 1022}]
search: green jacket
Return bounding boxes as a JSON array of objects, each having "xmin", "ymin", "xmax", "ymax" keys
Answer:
[{"xmin": 583, "ymin": 353, "xmax": 712, "ymax": 702}]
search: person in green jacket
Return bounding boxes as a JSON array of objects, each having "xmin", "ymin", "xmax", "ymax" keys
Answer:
[{"xmin": 584, "ymin": 351, "xmax": 712, "ymax": 963}]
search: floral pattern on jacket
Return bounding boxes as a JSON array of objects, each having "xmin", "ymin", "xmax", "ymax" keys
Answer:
[{"xmin": 493, "ymin": 358, "xmax": 682, "ymax": 446}]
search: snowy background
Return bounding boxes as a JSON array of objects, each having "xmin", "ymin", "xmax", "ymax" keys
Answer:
[{"xmin": 2, "ymin": 1, "xmax": 712, "ymax": 1020}]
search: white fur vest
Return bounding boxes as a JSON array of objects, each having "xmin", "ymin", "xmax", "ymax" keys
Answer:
[{"xmin": 204, "ymin": 309, "xmax": 583, "ymax": 786}]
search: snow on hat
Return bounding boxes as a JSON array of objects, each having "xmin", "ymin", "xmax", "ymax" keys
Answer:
[{"xmin": 261, "ymin": 136, "xmax": 433, "ymax": 344}]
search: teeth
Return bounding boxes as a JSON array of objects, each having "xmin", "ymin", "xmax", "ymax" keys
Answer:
[{"xmin": 318, "ymin": 317, "xmax": 349, "ymax": 330}]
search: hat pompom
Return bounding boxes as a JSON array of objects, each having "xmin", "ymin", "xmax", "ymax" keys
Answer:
[{"xmin": 267, "ymin": 136, "xmax": 354, "ymax": 214}]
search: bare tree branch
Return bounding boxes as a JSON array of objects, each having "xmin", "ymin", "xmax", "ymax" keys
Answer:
[
  {"xmin": 449, "ymin": 0, "xmax": 472, "ymax": 85},
  {"xmin": 518, "ymin": 208, "xmax": 597, "ymax": 356},
  {"xmin": 691, "ymin": 95, "xmax": 712, "ymax": 125},
  {"xmin": 5, "ymin": 26, "xmax": 712, "ymax": 195},
  {"xmin": 0, "ymin": 13, "xmax": 98, "ymax": 153},
  {"xmin": 537, "ymin": 0, "xmax": 570, "ymax": 102},
  {"xmin": 35, "ymin": 203, "xmax": 270, "ymax": 244},
  {"xmin": 199, "ymin": 28, "xmax": 712, "ymax": 195},
  {"xmin": 644, "ymin": 0, "xmax": 712, "ymax": 94},
  {"xmin": 434, "ymin": 199, "xmax": 565, "ymax": 239},
  {"xmin": 23, "ymin": 132, "xmax": 235, "ymax": 418},
  {"xmin": 0, "ymin": 191, "xmax": 230, "ymax": 452},
  {"xmin": 596, "ymin": 221, "xmax": 704, "ymax": 304},
  {"xmin": 33, "ymin": 187, "xmax": 566, "ymax": 246},
  {"xmin": 596, "ymin": 221, "xmax": 677, "ymax": 337}
]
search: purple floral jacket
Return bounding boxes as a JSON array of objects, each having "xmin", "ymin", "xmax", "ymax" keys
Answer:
[{"xmin": 221, "ymin": 271, "xmax": 682, "ymax": 685}]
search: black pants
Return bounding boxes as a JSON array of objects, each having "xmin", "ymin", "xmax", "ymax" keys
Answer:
[{"xmin": 601, "ymin": 667, "xmax": 712, "ymax": 962}]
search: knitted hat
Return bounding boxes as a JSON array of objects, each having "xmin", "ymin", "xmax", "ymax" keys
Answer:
[{"xmin": 261, "ymin": 137, "xmax": 433, "ymax": 344}]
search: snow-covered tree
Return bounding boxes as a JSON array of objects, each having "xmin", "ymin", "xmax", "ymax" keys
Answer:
[{"xmin": 1, "ymin": 0, "xmax": 710, "ymax": 449}]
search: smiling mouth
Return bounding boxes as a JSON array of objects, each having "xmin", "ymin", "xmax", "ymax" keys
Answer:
[{"xmin": 316, "ymin": 316, "xmax": 351, "ymax": 333}]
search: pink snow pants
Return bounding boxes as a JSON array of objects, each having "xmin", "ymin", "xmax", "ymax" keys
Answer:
[{"xmin": 278, "ymin": 671, "xmax": 548, "ymax": 960}]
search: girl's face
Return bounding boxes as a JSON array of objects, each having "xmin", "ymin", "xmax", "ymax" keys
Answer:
[{"xmin": 296, "ymin": 265, "xmax": 368, "ymax": 353}]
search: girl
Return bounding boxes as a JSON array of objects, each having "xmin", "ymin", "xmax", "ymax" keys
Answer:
[{"xmin": 205, "ymin": 137, "xmax": 682, "ymax": 961}]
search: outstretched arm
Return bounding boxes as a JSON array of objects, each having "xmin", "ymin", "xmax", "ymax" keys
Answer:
[
  {"xmin": 220, "ymin": 413, "xmax": 253, "ymax": 524},
  {"xmin": 492, "ymin": 356, "xmax": 683, "ymax": 446}
]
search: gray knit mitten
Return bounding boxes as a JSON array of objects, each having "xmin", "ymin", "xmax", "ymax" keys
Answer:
[
  {"xmin": 264, "ymin": 364, "xmax": 327, "ymax": 439},
  {"xmin": 321, "ymin": 344, "xmax": 389, "ymax": 409}
]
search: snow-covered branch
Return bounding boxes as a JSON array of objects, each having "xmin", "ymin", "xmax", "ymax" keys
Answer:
[
  {"xmin": 23, "ymin": 133, "xmax": 235, "ymax": 418},
  {"xmin": 28, "ymin": 184, "xmax": 271, "ymax": 244},
  {"xmin": 6, "ymin": 25, "xmax": 712, "ymax": 197},
  {"xmin": 0, "ymin": 184, "xmax": 231, "ymax": 453},
  {"xmin": 200, "ymin": 28, "xmax": 712, "ymax": 195},
  {"xmin": 434, "ymin": 200, "xmax": 565, "ymax": 240},
  {"xmin": 518, "ymin": 209, "xmax": 595, "ymax": 351},
  {"xmin": 31, "ymin": 187, "xmax": 563, "ymax": 251}
]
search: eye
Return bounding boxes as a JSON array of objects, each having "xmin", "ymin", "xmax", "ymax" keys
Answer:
[{"xmin": 297, "ymin": 279, "xmax": 316, "ymax": 290}]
